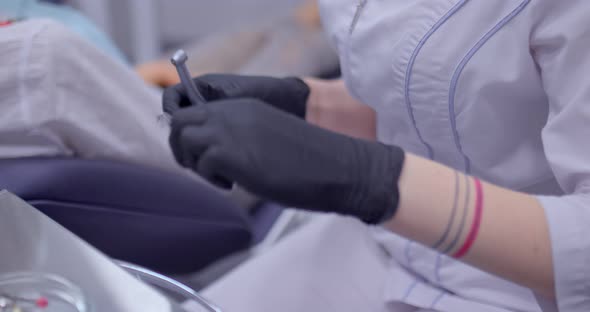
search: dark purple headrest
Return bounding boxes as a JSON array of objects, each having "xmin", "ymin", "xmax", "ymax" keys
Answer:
[{"xmin": 0, "ymin": 157, "xmax": 252, "ymax": 274}]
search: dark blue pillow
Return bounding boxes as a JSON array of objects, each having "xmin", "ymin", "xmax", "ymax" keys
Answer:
[{"xmin": 0, "ymin": 158, "xmax": 252, "ymax": 274}]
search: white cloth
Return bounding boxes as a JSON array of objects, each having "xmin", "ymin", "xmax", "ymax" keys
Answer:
[
  {"xmin": 0, "ymin": 19, "xmax": 181, "ymax": 174},
  {"xmin": 206, "ymin": 0, "xmax": 590, "ymax": 311},
  {"xmin": 203, "ymin": 215, "xmax": 414, "ymax": 312}
]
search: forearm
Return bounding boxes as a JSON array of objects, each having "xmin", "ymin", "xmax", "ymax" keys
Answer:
[
  {"xmin": 289, "ymin": 78, "xmax": 555, "ymax": 295},
  {"xmin": 304, "ymin": 79, "xmax": 376, "ymax": 140},
  {"xmin": 385, "ymin": 153, "xmax": 555, "ymax": 297}
]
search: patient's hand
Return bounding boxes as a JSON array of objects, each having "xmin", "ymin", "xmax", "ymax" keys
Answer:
[{"xmin": 136, "ymin": 60, "xmax": 181, "ymax": 88}]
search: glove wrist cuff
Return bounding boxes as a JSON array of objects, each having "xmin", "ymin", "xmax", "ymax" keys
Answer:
[
  {"xmin": 283, "ymin": 77, "xmax": 311, "ymax": 119},
  {"xmin": 357, "ymin": 144, "xmax": 405, "ymax": 224}
]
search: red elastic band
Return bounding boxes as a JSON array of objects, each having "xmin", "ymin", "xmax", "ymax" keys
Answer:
[{"xmin": 452, "ymin": 178, "xmax": 484, "ymax": 258}]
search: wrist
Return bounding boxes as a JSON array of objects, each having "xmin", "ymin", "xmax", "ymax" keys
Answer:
[
  {"xmin": 302, "ymin": 78, "xmax": 325, "ymax": 122},
  {"xmin": 345, "ymin": 141, "xmax": 406, "ymax": 224},
  {"xmin": 370, "ymin": 144, "xmax": 406, "ymax": 224},
  {"xmin": 282, "ymin": 77, "xmax": 311, "ymax": 118}
]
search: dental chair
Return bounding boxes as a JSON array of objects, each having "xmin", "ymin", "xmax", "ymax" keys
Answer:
[{"xmin": 0, "ymin": 157, "xmax": 256, "ymax": 275}]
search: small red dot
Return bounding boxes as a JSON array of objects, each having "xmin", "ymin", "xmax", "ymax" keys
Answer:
[{"xmin": 36, "ymin": 297, "xmax": 49, "ymax": 309}]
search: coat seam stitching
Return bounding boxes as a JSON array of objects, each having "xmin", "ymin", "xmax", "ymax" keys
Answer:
[
  {"xmin": 448, "ymin": 0, "xmax": 532, "ymax": 173},
  {"xmin": 404, "ymin": 0, "xmax": 470, "ymax": 160}
]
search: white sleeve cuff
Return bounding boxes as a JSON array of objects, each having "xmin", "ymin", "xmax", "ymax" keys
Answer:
[{"xmin": 538, "ymin": 194, "xmax": 590, "ymax": 311}]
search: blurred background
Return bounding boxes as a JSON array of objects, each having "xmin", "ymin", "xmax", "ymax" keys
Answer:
[
  {"xmin": 2, "ymin": 0, "xmax": 339, "ymax": 87},
  {"xmin": 64, "ymin": 0, "xmax": 305, "ymax": 63}
]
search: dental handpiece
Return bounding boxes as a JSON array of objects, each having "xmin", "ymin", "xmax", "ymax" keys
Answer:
[
  {"xmin": 171, "ymin": 49, "xmax": 206, "ymax": 106},
  {"xmin": 159, "ymin": 50, "xmax": 206, "ymax": 125},
  {"xmin": 168, "ymin": 50, "xmax": 233, "ymax": 189}
]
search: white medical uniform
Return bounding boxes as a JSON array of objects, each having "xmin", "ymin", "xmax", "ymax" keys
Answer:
[
  {"xmin": 0, "ymin": 19, "xmax": 180, "ymax": 174},
  {"xmin": 202, "ymin": 0, "xmax": 590, "ymax": 311}
]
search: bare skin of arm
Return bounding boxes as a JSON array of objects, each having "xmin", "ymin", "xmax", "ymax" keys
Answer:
[
  {"xmin": 305, "ymin": 78, "xmax": 555, "ymax": 298},
  {"xmin": 305, "ymin": 79, "xmax": 376, "ymax": 140}
]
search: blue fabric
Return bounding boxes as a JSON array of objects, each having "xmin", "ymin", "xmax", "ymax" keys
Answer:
[
  {"xmin": 0, "ymin": 158, "xmax": 253, "ymax": 274},
  {"xmin": 0, "ymin": 0, "xmax": 127, "ymax": 63}
]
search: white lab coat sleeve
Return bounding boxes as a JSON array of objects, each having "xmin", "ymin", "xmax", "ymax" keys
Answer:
[{"xmin": 530, "ymin": 1, "xmax": 590, "ymax": 310}]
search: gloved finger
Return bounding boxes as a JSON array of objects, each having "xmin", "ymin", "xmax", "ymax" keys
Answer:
[
  {"xmin": 169, "ymin": 108, "xmax": 209, "ymax": 165},
  {"xmin": 170, "ymin": 106, "xmax": 208, "ymax": 129},
  {"xmin": 174, "ymin": 125, "xmax": 217, "ymax": 169},
  {"xmin": 195, "ymin": 74, "xmax": 258, "ymax": 99},
  {"xmin": 195, "ymin": 146, "xmax": 234, "ymax": 189},
  {"xmin": 192, "ymin": 75, "xmax": 226, "ymax": 100},
  {"xmin": 162, "ymin": 84, "xmax": 193, "ymax": 114}
]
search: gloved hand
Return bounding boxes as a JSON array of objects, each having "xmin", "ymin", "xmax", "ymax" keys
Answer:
[
  {"xmin": 163, "ymin": 74, "xmax": 310, "ymax": 118},
  {"xmin": 169, "ymin": 98, "xmax": 405, "ymax": 224}
]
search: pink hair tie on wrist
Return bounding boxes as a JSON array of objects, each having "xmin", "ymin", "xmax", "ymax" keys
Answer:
[{"xmin": 453, "ymin": 178, "xmax": 484, "ymax": 259}]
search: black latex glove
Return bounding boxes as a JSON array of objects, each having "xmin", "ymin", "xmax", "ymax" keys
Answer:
[
  {"xmin": 163, "ymin": 74, "xmax": 310, "ymax": 118},
  {"xmin": 169, "ymin": 98, "xmax": 405, "ymax": 224}
]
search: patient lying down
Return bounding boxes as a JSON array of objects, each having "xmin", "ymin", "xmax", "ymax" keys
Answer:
[{"xmin": 0, "ymin": 19, "xmax": 179, "ymax": 174}]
